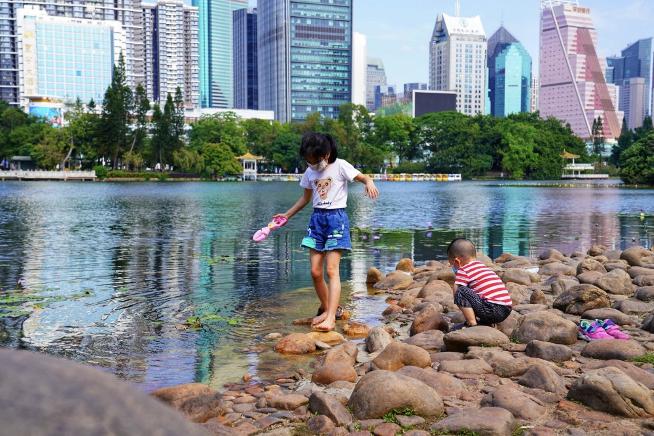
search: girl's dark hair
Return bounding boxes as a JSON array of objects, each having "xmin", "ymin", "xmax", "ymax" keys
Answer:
[{"xmin": 299, "ymin": 132, "xmax": 338, "ymax": 163}]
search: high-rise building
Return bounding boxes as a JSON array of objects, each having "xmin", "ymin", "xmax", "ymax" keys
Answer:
[
  {"xmin": 233, "ymin": 8, "xmax": 258, "ymax": 110},
  {"xmin": 352, "ymin": 32, "xmax": 368, "ymax": 107},
  {"xmin": 143, "ymin": 0, "xmax": 199, "ymax": 107},
  {"xmin": 530, "ymin": 76, "xmax": 540, "ymax": 113},
  {"xmin": 1, "ymin": 1, "xmax": 145, "ymax": 106},
  {"xmin": 606, "ymin": 38, "xmax": 652, "ymax": 129},
  {"xmin": 539, "ymin": 0, "xmax": 622, "ymax": 140},
  {"xmin": 16, "ymin": 6, "xmax": 125, "ymax": 106},
  {"xmin": 257, "ymin": 0, "xmax": 353, "ymax": 123},
  {"xmin": 193, "ymin": 0, "xmax": 248, "ymax": 108},
  {"xmin": 487, "ymin": 26, "xmax": 532, "ymax": 117},
  {"xmin": 374, "ymin": 85, "xmax": 397, "ymax": 109},
  {"xmin": 429, "ymin": 13, "xmax": 487, "ymax": 115},
  {"xmin": 366, "ymin": 58, "xmax": 387, "ymax": 111},
  {"xmin": 403, "ymin": 83, "xmax": 428, "ymax": 101}
]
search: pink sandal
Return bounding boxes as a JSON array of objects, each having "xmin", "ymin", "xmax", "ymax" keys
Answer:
[
  {"xmin": 253, "ymin": 215, "xmax": 288, "ymax": 242},
  {"xmin": 600, "ymin": 319, "xmax": 630, "ymax": 340}
]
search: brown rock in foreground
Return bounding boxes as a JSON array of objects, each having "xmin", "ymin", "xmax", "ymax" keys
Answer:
[
  {"xmin": 274, "ymin": 333, "xmax": 316, "ymax": 354},
  {"xmin": 443, "ymin": 325, "xmax": 510, "ymax": 352},
  {"xmin": 372, "ymin": 341, "xmax": 431, "ymax": 371},
  {"xmin": 431, "ymin": 407, "xmax": 515, "ymax": 436}
]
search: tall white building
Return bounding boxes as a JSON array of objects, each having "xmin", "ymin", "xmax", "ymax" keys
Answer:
[
  {"xmin": 143, "ymin": 1, "xmax": 199, "ymax": 107},
  {"xmin": 429, "ymin": 13, "xmax": 487, "ymax": 115},
  {"xmin": 352, "ymin": 32, "xmax": 368, "ymax": 107},
  {"xmin": 530, "ymin": 76, "xmax": 540, "ymax": 113},
  {"xmin": 366, "ymin": 57, "xmax": 387, "ymax": 111}
]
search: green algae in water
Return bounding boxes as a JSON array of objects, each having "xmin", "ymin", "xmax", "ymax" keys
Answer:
[
  {"xmin": 183, "ymin": 313, "xmax": 243, "ymax": 330},
  {"xmin": 0, "ymin": 288, "xmax": 94, "ymax": 319}
]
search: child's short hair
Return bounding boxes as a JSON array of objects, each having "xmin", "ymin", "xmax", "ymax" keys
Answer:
[
  {"xmin": 300, "ymin": 132, "xmax": 338, "ymax": 163},
  {"xmin": 447, "ymin": 238, "xmax": 476, "ymax": 259}
]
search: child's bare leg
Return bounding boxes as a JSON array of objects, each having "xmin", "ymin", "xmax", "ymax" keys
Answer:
[
  {"xmin": 310, "ymin": 249, "xmax": 329, "ymax": 325},
  {"xmin": 314, "ymin": 250, "xmax": 342, "ymax": 331},
  {"xmin": 459, "ymin": 306, "xmax": 478, "ymax": 326}
]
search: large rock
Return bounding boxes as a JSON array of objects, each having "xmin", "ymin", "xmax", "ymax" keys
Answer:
[
  {"xmin": 551, "ymin": 277, "xmax": 579, "ymax": 296},
  {"xmin": 518, "ymin": 364, "xmax": 567, "ymax": 395},
  {"xmin": 267, "ymin": 394, "xmax": 309, "ymax": 410},
  {"xmin": 443, "ymin": 326, "xmax": 510, "ymax": 352},
  {"xmin": 0, "ymin": 349, "xmax": 209, "ymax": 435},
  {"xmin": 306, "ymin": 415, "xmax": 335, "ymax": 434},
  {"xmin": 466, "ymin": 347, "xmax": 530, "ymax": 377},
  {"xmin": 513, "ymin": 311, "xmax": 578, "ymax": 345},
  {"xmin": 312, "ymin": 362, "xmax": 357, "ymax": 385},
  {"xmin": 366, "ymin": 267, "xmax": 384, "ymax": 285},
  {"xmin": 151, "ymin": 383, "xmax": 225, "ymax": 423},
  {"xmin": 628, "ymin": 266, "xmax": 654, "ymax": 279},
  {"xmin": 274, "ymin": 333, "xmax": 316, "ymax": 354},
  {"xmin": 506, "ymin": 283, "xmax": 530, "ymax": 305},
  {"xmin": 525, "ymin": 340, "xmax": 573, "ymax": 363},
  {"xmin": 342, "ymin": 321, "xmax": 371, "ymax": 338},
  {"xmin": 588, "ymin": 244, "xmax": 607, "ymax": 256},
  {"xmin": 439, "ymin": 359, "xmax": 493, "ymax": 375},
  {"xmin": 502, "ymin": 268, "xmax": 539, "ymax": 286},
  {"xmin": 577, "ymin": 270, "xmax": 603, "ymax": 285},
  {"xmin": 643, "ymin": 312, "xmax": 654, "ymax": 333},
  {"xmin": 576, "ymin": 258, "xmax": 608, "ymax": 275},
  {"xmin": 404, "ymin": 329, "xmax": 444, "ymax": 352},
  {"xmin": 539, "ymin": 262, "xmax": 575, "ymax": 277},
  {"xmin": 409, "ymin": 304, "xmax": 448, "ymax": 336},
  {"xmin": 372, "ymin": 341, "xmax": 431, "ymax": 371},
  {"xmin": 373, "ymin": 271, "xmax": 413, "ymax": 290},
  {"xmin": 635, "ymin": 286, "xmax": 654, "ymax": 302},
  {"xmin": 324, "ymin": 342, "xmax": 358, "ymax": 366},
  {"xmin": 581, "ymin": 308, "xmax": 637, "ymax": 325},
  {"xmin": 581, "ymin": 339, "xmax": 646, "ymax": 361},
  {"xmin": 430, "ymin": 407, "xmax": 515, "ymax": 436},
  {"xmin": 417, "ymin": 279, "xmax": 452, "ymax": 299},
  {"xmin": 595, "ymin": 269, "xmax": 634, "ymax": 295},
  {"xmin": 396, "ymin": 366, "xmax": 466, "ymax": 398},
  {"xmin": 481, "ymin": 387, "xmax": 547, "ymax": 421},
  {"xmin": 613, "ymin": 298, "xmax": 654, "ymax": 315},
  {"xmin": 568, "ymin": 367, "xmax": 654, "ymax": 417},
  {"xmin": 396, "ymin": 258, "xmax": 414, "ymax": 273},
  {"xmin": 307, "ymin": 331, "xmax": 346, "ymax": 345},
  {"xmin": 620, "ymin": 246, "xmax": 654, "ymax": 267},
  {"xmin": 366, "ymin": 326, "xmax": 392, "ymax": 353},
  {"xmin": 553, "ymin": 284, "xmax": 610, "ymax": 315},
  {"xmin": 496, "ymin": 310, "xmax": 522, "ymax": 337},
  {"xmin": 347, "ymin": 370, "xmax": 444, "ymax": 419},
  {"xmin": 634, "ymin": 275, "xmax": 654, "ymax": 287},
  {"xmin": 309, "ymin": 392, "xmax": 353, "ymax": 426},
  {"xmin": 584, "ymin": 360, "xmax": 654, "ymax": 389},
  {"xmin": 539, "ymin": 248, "xmax": 566, "ymax": 261}
]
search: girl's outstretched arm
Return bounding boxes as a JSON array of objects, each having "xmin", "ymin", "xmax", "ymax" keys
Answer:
[
  {"xmin": 354, "ymin": 174, "xmax": 379, "ymax": 199},
  {"xmin": 276, "ymin": 188, "xmax": 313, "ymax": 219}
]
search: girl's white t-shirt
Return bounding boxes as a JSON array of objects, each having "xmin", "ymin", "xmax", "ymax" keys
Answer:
[{"xmin": 300, "ymin": 159, "xmax": 360, "ymax": 209}]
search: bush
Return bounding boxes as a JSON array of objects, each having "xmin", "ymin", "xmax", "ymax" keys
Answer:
[{"xmin": 93, "ymin": 165, "xmax": 108, "ymax": 179}]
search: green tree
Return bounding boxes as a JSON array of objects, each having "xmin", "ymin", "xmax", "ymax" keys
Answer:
[
  {"xmin": 128, "ymin": 83, "xmax": 150, "ymax": 157},
  {"xmin": 173, "ymin": 87, "xmax": 186, "ymax": 141},
  {"xmin": 610, "ymin": 117, "xmax": 632, "ymax": 166},
  {"xmin": 150, "ymin": 103, "xmax": 168, "ymax": 169},
  {"xmin": 100, "ymin": 52, "xmax": 133, "ymax": 168},
  {"xmin": 189, "ymin": 112, "xmax": 246, "ymax": 156},
  {"xmin": 32, "ymin": 128, "xmax": 70, "ymax": 169},
  {"xmin": 592, "ymin": 116, "xmax": 605, "ymax": 160},
  {"xmin": 620, "ymin": 131, "xmax": 654, "ymax": 184},
  {"xmin": 373, "ymin": 113, "xmax": 417, "ymax": 163},
  {"xmin": 202, "ymin": 143, "xmax": 242, "ymax": 178},
  {"xmin": 173, "ymin": 148, "xmax": 204, "ymax": 173}
]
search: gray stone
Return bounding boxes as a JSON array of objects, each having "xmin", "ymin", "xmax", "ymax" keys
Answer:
[
  {"xmin": 513, "ymin": 311, "xmax": 578, "ymax": 345},
  {"xmin": 439, "ymin": 358, "xmax": 493, "ymax": 375},
  {"xmin": 595, "ymin": 269, "xmax": 634, "ymax": 295},
  {"xmin": 431, "ymin": 407, "xmax": 515, "ymax": 436},
  {"xmin": 443, "ymin": 326, "xmax": 510, "ymax": 352},
  {"xmin": 307, "ymin": 415, "xmax": 335, "ymax": 434},
  {"xmin": 613, "ymin": 299, "xmax": 654, "ymax": 315},
  {"xmin": 643, "ymin": 312, "xmax": 654, "ymax": 333},
  {"xmin": 518, "ymin": 364, "xmax": 567, "ymax": 395},
  {"xmin": 576, "ymin": 258, "xmax": 607, "ymax": 275},
  {"xmin": 403, "ymin": 329, "xmax": 444, "ymax": 352},
  {"xmin": 481, "ymin": 386, "xmax": 547, "ymax": 421},
  {"xmin": 583, "ymin": 360, "xmax": 654, "ymax": 389},
  {"xmin": 539, "ymin": 262, "xmax": 576, "ymax": 277},
  {"xmin": 553, "ymin": 284, "xmax": 611, "ymax": 315},
  {"xmin": 581, "ymin": 308, "xmax": 637, "ymax": 325},
  {"xmin": 397, "ymin": 366, "xmax": 466, "ymax": 398},
  {"xmin": 372, "ymin": 341, "xmax": 431, "ymax": 371},
  {"xmin": 309, "ymin": 392, "xmax": 352, "ymax": 426},
  {"xmin": 503, "ymin": 268, "xmax": 538, "ymax": 285},
  {"xmin": 581, "ymin": 339, "xmax": 646, "ymax": 361},
  {"xmin": 525, "ymin": 340, "xmax": 573, "ymax": 363},
  {"xmin": 395, "ymin": 415, "xmax": 425, "ymax": 427},
  {"xmin": 365, "ymin": 327, "xmax": 392, "ymax": 353},
  {"xmin": 635, "ymin": 286, "xmax": 654, "ymax": 302}
]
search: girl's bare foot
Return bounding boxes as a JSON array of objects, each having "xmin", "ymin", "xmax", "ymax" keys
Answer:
[
  {"xmin": 312, "ymin": 311, "xmax": 328, "ymax": 326},
  {"xmin": 313, "ymin": 317, "xmax": 336, "ymax": 332}
]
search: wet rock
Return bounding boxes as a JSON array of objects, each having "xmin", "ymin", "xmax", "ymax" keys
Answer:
[
  {"xmin": 613, "ymin": 298, "xmax": 654, "ymax": 315},
  {"xmin": 409, "ymin": 304, "xmax": 448, "ymax": 336},
  {"xmin": 373, "ymin": 422, "xmax": 401, "ymax": 436},
  {"xmin": 417, "ymin": 279, "xmax": 452, "ymax": 300},
  {"xmin": 347, "ymin": 370, "xmax": 444, "ymax": 419},
  {"xmin": 397, "ymin": 293, "xmax": 417, "ymax": 309},
  {"xmin": 366, "ymin": 326, "xmax": 392, "ymax": 353},
  {"xmin": 438, "ymin": 358, "xmax": 493, "ymax": 375},
  {"xmin": 443, "ymin": 326, "xmax": 510, "ymax": 352},
  {"xmin": 307, "ymin": 415, "xmax": 335, "ymax": 434},
  {"xmin": 309, "ymin": 392, "xmax": 352, "ymax": 426},
  {"xmin": 264, "ymin": 332, "xmax": 283, "ymax": 340},
  {"xmin": 577, "ymin": 270, "xmax": 603, "ymax": 285},
  {"xmin": 431, "ymin": 407, "xmax": 515, "ymax": 436},
  {"xmin": 267, "ymin": 394, "xmax": 309, "ymax": 410},
  {"xmin": 343, "ymin": 322, "xmax": 371, "ymax": 338},
  {"xmin": 307, "ymin": 331, "xmax": 346, "ymax": 345},
  {"xmin": 551, "ymin": 277, "xmax": 579, "ymax": 296},
  {"xmin": 324, "ymin": 342, "xmax": 358, "ymax": 366},
  {"xmin": 568, "ymin": 367, "xmax": 654, "ymax": 417},
  {"xmin": 588, "ymin": 244, "xmax": 607, "ymax": 256},
  {"xmin": 481, "ymin": 386, "xmax": 547, "ymax": 421},
  {"xmin": 643, "ymin": 312, "xmax": 654, "ymax": 333},
  {"xmin": 518, "ymin": 364, "xmax": 567, "ymax": 395},
  {"xmin": 620, "ymin": 246, "xmax": 654, "ymax": 267},
  {"xmin": 151, "ymin": 383, "xmax": 226, "ymax": 423},
  {"xmin": 366, "ymin": 267, "xmax": 384, "ymax": 285},
  {"xmin": 373, "ymin": 271, "xmax": 413, "ymax": 290},
  {"xmin": 382, "ymin": 304, "xmax": 403, "ymax": 316},
  {"xmin": 404, "ymin": 330, "xmax": 445, "ymax": 352},
  {"xmin": 397, "ymin": 366, "xmax": 466, "ymax": 398},
  {"xmin": 372, "ymin": 341, "xmax": 431, "ymax": 371},
  {"xmin": 539, "ymin": 248, "xmax": 566, "ymax": 261},
  {"xmin": 576, "ymin": 258, "xmax": 608, "ymax": 275},
  {"xmin": 312, "ymin": 362, "xmax": 357, "ymax": 385},
  {"xmin": 581, "ymin": 339, "xmax": 646, "ymax": 361},
  {"xmin": 502, "ymin": 268, "xmax": 539, "ymax": 286},
  {"xmin": 514, "ymin": 311, "xmax": 578, "ymax": 345},
  {"xmin": 274, "ymin": 333, "xmax": 316, "ymax": 354},
  {"xmin": 595, "ymin": 269, "xmax": 634, "ymax": 295},
  {"xmin": 581, "ymin": 308, "xmax": 637, "ymax": 325},
  {"xmin": 530, "ymin": 290, "xmax": 548, "ymax": 305},
  {"xmin": 635, "ymin": 286, "xmax": 654, "ymax": 302},
  {"xmin": 583, "ymin": 360, "xmax": 654, "ymax": 389},
  {"xmin": 395, "ymin": 258, "xmax": 414, "ymax": 273},
  {"xmin": 539, "ymin": 262, "xmax": 576, "ymax": 277},
  {"xmin": 525, "ymin": 340, "xmax": 573, "ymax": 363},
  {"xmin": 553, "ymin": 284, "xmax": 610, "ymax": 315}
]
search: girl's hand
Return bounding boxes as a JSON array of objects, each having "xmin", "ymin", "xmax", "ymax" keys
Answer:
[
  {"xmin": 364, "ymin": 180, "xmax": 379, "ymax": 199},
  {"xmin": 273, "ymin": 213, "xmax": 288, "ymax": 220}
]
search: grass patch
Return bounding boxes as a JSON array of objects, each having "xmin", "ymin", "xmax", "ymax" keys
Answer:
[
  {"xmin": 631, "ymin": 353, "xmax": 654, "ymax": 365},
  {"xmin": 383, "ymin": 407, "xmax": 415, "ymax": 424}
]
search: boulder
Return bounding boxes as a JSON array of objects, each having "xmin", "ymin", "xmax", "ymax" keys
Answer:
[
  {"xmin": 324, "ymin": 342, "xmax": 358, "ymax": 366},
  {"xmin": 620, "ymin": 246, "xmax": 654, "ymax": 267},
  {"xmin": 373, "ymin": 271, "xmax": 413, "ymax": 290},
  {"xmin": 518, "ymin": 364, "xmax": 567, "ymax": 395},
  {"xmin": 372, "ymin": 341, "xmax": 431, "ymax": 371},
  {"xmin": 382, "ymin": 304, "xmax": 403, "ymax": 316},
  {"xmin": 443, "ymin": 326, "xmax": 510, "ymax": 352},
  {"xmin": 274, "ymin": 333, "xmax": 316, "ymax": 354},
  {"xmin": 635, "ymin": 286, "xmax": 654, "ymax": 302},
  {"xmin": 309, "ymin": 392, "xmax": 353, "ymax": 426},
  {"xmin": 530, "ymin": 290, "xmax": 548, "ymax": 305},
  {"xmin": 495, "ymin": 253, "xmax": 515, "ymax": 263},
  {"xmin": 502, "ymin": 268, "xmax": 539, "ymax": 286},
  {"xmin": 507, "ymin": 283, "xmax": 530, "ymax": 305},
  {"xmin": 395, "ymin": 258, "xmax": 414, "ymax": 273},
  {"xmin": 604, "ymin": 260, "xmax": 630, "ymax": 272},
  {"xmin": 438, "ymin": 359, "xmax": 493, "ymax": 375},
  {"xmin": 525, "ymin": 340, "xmax": 573, "ymax": 363},
  {"xmin": 307, "ymin": 415, "xmax": 335, "ymax": 434},
  {"xmin": 396, "ymin": 366, "xmax": 466, "ymax": 398},
  {"xmin": 267, "ymin": 394, "xmax": 309, "ymax": 410},
  {"xmin": 577, "ymin": 270, "xmax": 604, "ymax": 285},
  {"xmin": 634, "ymin": 275, "xmax": 654, "ymax": 287},
  {"xmin": 581, "ymin": 308, "xmax": 637, "ymax": 325},
  {"xmin": 496, "ymin": 310, "xmax": 522, "ymax": 337},
  {"xmin": 366, "ymin": 267, "xmax": 384, "ymax": 285},
  {"xmin": 503, "ymin": 257, "xmax": 534, "ymax": 269},
  {"xmin": 347, "ymin": 370, "xmax": 444, "ymax": 419},
  {"xmin": 409, "ymin": 304, "xmax": 448, "ymax": 336},
  {"xmin": 628, "ymin": 266, "xmax": 654, "ymax": 279},
  {"xmin": 613, "ymin": 299, "xmax": 654, "ymax": 315},
  {"xmin": 595, "ymin": 269, "xmax": 634, "ymax": 295},
  {"xmin": 583, "ymin": 360, "xmax": 654, "ymax": 389},
  {"xmin": 366, "ymin": 327, "xmax": 392, "ymax": 353},
  {"xmin": 466, "ymin": 347, "xmax": 530, "ymax": 378},
  {"xmin": 312, "ymin": 362, "xmax": 357, "ymax": 385},
  {"xmin": 481, "ymin": 387, "xmax": 547, "ymax": 421},
  {"xmin": 343, "ymin": 322, "xmax": 371, "ymax": 338},
  {"xmin": 539, "ymin": 262, "xmax": 575, "ymax": 276},
  {"xmin": 568, "ymin": 367, "xmax": 654, "ymax": 418},
  {"xmin": 430, "ymin": 407, "xmax": 515, "ymax": 436},
  {"xmin": 539, "ymin": 248, "xmax": 566, "ymax": 261},
  {"xmin": 551, "ymin": 277, "xmax": 579, "ymax": 296},
  {"xmin": 581, "ymin": 339, "xmax": 646, "ymax": 361},
  {"xmin": 588, "ymin": 244, "xmax": 607, "ymax": 256},
  {"xmin": 643, "ymin": 312, "xmax": 654, "ymax": 333},
  {"xmin": 417, "ymin": 280, "xmax": 452, "ymax": 299},
  {"xmin": 151, "ymin": 383, "xmax": 226, "ymax": 423},
  {"xmin": 513, "ymin": 311, "xmax": 578, "ymax": 345},
  {"xmin": 553, "ymin": 284, "xmax": 610, "ymax": 315},
  {"xmin": 397, "ymin": 293, "xmax": 417, "ymax": 309},
  {"xmin": 576, "ymin": 258, "xmax": 608, "ymax": 275},
  {"xmin": 404, "ymin": 329, "xmax": 444, "ymax": 352},
  {"xmin": 307, "ymin": 331, "xmax": 346, "ymax": 345}
]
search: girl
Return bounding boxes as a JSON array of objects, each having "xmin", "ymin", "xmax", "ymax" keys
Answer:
[{"xmin": 276, "ymin": 132, "xmax": 379, "ymax": 332}]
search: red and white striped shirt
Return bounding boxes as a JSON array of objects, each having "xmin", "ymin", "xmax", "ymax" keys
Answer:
[{"xmin": 454, "ymin": 260, "xmax": 512, "ymax": 306}]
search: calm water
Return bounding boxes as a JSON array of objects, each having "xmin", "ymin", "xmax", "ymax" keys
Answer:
[{"xmin": 0, "ymin": 180, "xmax": 652, "ymax": 390}]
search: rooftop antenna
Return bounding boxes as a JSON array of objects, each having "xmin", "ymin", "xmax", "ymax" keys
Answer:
[{"xmin": 455, "ymin": 0, "xmax": 461, "ymax": 16}]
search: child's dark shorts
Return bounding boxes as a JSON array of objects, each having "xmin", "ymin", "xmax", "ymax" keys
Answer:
[
  {"xmin": 454, "ymin": 286, "xmax": 512, "ymax": 325},
  {"xmin": 301, "ymin": 208, "xmax": 352, "ymax": 252}
]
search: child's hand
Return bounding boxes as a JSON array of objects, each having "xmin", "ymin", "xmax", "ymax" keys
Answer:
[
  {"xmin": 364, "ymin": 180, "xmax": 379, "ymax": 199},
  {"xmin": 273, "ymin": 213, "xmax": 288, "ymax": 220}
]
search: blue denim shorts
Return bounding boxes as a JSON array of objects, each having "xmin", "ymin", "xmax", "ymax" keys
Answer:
[{"xmin": 301, "ymin": 208, "xmax": 352, "ymax": 252}]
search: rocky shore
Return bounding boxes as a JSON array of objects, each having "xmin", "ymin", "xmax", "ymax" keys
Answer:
[{"xmin": 153, "ymin": 245, "xmax": 654, "ymax": 436}]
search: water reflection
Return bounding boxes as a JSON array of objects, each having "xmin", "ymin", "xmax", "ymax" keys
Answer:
[{"xmin": 0, "ymin": 181, "xmax": 652, "ymax": 390}]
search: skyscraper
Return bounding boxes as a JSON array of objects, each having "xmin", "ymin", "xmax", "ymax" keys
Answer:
[
  {"xmin": 606, "ymin": 38, "xmax": 653, "ymax": 129},
  {"xmin": 143, "ymin": 0, "xmax": 199, "ymax": 107},
  {"xmin": 257, "ymin": 0, "xmax": 353, "ymax": 123},
  {"xmin": 429, "ymin": 13, "xmax": 487, "ymax": 115},
  {"xmin": 193, "ymin": 0, "xmax": 248, "ymax": 108},
  {"xmin": 233, "ymin": 8, "xmax": 258, "ymax": 110},
  {"xmin": 539, "ymin": 0, "xmax": 622, "ymax": 140},
  {"xmin": 403, "ymin": 83, "xmax": 428, "ymax": 100},
  {"xmin": 487, "ymin": 26, "xmax": 532, "ymax": 117},
  {"xmin": 366, "ymin": 58, "xmax": 387, "ymax": 111},
  {"xmin": 530, "ymin": 76, "xmax": 540, "ymax": 113},
  {"xmin": 374, "ymin": 85, "xmax": 397, "ymax": 109},
  {"xmin": 352, "ymin": 32, "xmax": 368, "ymax": 107},
  {"xmin": 1, "ymin": 0, "xmax": 145, "ymax": 106}
]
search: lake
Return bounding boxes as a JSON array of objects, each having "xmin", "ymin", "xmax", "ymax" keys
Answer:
[{"xmin": 0, "ymin": 180, "xmax": 652, "ymax": 390}]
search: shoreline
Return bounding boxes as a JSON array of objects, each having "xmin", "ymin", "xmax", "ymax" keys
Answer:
[{"xmin": 153, "ymin": 245, "xmax": 654, "ymax": 435}]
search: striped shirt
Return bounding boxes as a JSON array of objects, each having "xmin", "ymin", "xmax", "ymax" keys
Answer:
[{"xmin": 454, "ymin": 260, "xmax": 512, "ymax": 306}]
